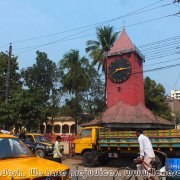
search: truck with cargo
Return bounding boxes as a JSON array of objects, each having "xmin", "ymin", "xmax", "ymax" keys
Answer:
[{"xmin": 74, "ymin": 126, "xmax": 180, "ymax": 167}]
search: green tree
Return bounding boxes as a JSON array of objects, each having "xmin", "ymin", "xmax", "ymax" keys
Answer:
[
  {"xmin": 59, "ymin": 50, "xmax": 90, "ymax": 133},
  {"xmin": 21, "ymin": 51, "xmax": 59, "ymax": 130},
  {"xmin": 15, "ymin": 89, "xmax": 49, "ymax": 131},
  {"xmin": 176, "ymin": 112, "xmax": 180, "ymax": 125},
  {"xmin": 0, "ymin": 53, "xmax": 7, "ymax": 98},
  {"xmin": 60, "ymin": 98, "xmax": 82, "ymax": 117},
  {"xmin": 0, "ymin": 52, "xmax": 21, "ymax": 102},
  {"xmin": 144, "ymin": 77, "xmax": 172, "ymax": 120},
  {"xmin": 81, "ymin": 65, "xmax": 106, "ymax": 121},
  {"xmin": 0, "ymin": 90, "xmax": 35, "ymax": 130},
  {"xmin": 0, "ymin": 52, "xmax": 21, "ymax": 128},
  {"xmin": 86, "ymin": 26, "xmax": 118, "ymax": 102}
]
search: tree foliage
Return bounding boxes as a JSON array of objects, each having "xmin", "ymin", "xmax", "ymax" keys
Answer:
[
  {"xmin": 144, "ymin": 76, "xmax": 172, "ymax": 120},
  {"xmin": 22, "ymin": 51, "xmax": 58, "ymax": 103},
  {"xmin": 59, "ymin": 50, "xmax": 106, "ymax": 126},
  {"xmin": 0, "ymin": 52, "xmax": 21, "ymax": 128},
  {"xmin": 86, "ymin": 26, "xmax": 118, "ymax": 103},
  {"xmin": 80, "ymin": 64, "xmax": 106, "ymax": 121},
  {"xmin": 21, "ymin": 51, "xmax": 59, "ymax": 130},
  {"xmin": 59, "ymin": 50, "xmax": 90, "ymax": 94},
  {"xmin": 86, "ymin": 26, "xmax": 118, "ymax": 72},
  {"xmin": 0, "ymin": 52, "xmax": 21, "ymax": 102},
  {"xmin": 59, "ymin": 50, "xmax": 91, "ymax": 133}
]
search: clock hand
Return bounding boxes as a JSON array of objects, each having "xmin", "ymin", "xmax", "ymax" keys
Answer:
[{"xmin": 111, "ymin": 67, "xmax": 131, "ymax": 75}]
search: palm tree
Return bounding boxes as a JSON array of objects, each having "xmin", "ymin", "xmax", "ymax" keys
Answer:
[
  {"xmin": 86, "ymin": 26, "xmax": 118, "ymax": 103},
  {"xmin": 59, "ymin": 50, "xmax": 90, "ymax": 134}
]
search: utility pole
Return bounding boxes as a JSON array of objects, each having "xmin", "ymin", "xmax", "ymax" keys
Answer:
[{"xmin": 5, "ymin": 43, "xmax": 12, "ymax": 103}]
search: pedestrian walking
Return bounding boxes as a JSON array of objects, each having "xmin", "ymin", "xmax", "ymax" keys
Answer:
[{"xmin": 53, "ymin": 135, "xmax": 63, "ymax": 163}]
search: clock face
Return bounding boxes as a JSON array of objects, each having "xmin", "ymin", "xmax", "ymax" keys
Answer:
[{"xmin": 108, "ymin": 58, "xmax": 132, "ymax": 83}]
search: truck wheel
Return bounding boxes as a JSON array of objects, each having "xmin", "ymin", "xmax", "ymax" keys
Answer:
[
  {"xmin": 35, "ymin": 149, "xmax": 45, "ymax": 158},
  {"xmin": 83, "ymin": 151, "xmax": 96, "ymax": 167}
]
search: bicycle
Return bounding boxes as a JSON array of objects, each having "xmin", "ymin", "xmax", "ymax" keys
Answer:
[{"xmin": 113, "ymin": 157, "xmax": 163, "ymax": 180}]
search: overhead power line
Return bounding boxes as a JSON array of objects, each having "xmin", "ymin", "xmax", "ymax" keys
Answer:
[
  {"xmin": 140, "ymin": 37, "xmax": 180, "ymax": 51},
  {"xmin": 17, "ymin": 36, "xmax": 180, "ymax": 61},
  {"xmin": 140, "ymin": 42, "xmax": 180, "ymax": 53},
  {"xmin": 125, "ymin": 13, "xmax": 175, "ymax": 29},
  {"xmin": 143, "ymin": 46, "xmax": 179, "ymax": 57},
  {"xmin": 0, "ymin": 0, "xmax": 172, "ymax": 48},
  {"xmin": 12, "ymin": 0, "xmax": 172, "ymax": 44},
  {"xmin": 140, "ymin": 39, "xmax": 180, "ymax": 51},
  {"xmin": 111, "ymin": 28, "xmax": 180, "ymax": 53},
  {"xmin": 135, "ymin": 62, "xmax": 180, "ymax": 74},
  {"xmin": 144, "ymin": 58, "xmax": 180, "ymax": 67},
  {"xmin": 173, "ymin": 71, "xmax": 180, "ymax": 89},
  {"xmin": 15, "ymin": 26, "xmax": 96, "ymax": 54},
  {"xmin": 106, "ymin": 28, "xmax": 180, "ymax": 61},
  {"xmin": 15, "ymin": 12, "xmax": 177, "ymax": 55},
  {"xmin": 138, "ymin": 35, "xmax": 180, "ymax": 48},
  {"xmin": 146, "ymin": 52, "xmax": 179, "ymax": 61},
  {"xmin": 144, "ymin": 46, "xmax": 179, "ymax": 57}
]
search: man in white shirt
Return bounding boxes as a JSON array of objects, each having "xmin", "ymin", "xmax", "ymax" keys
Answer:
[
  {"xmin": 53, "ymin": 136, "xmax": 63, "ymax": 163},
  {"xmin": 136, "ymin": 129, "xmax": 155, "ymax": 171}
]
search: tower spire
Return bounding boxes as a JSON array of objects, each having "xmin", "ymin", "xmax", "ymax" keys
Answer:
[
  {"xmin": 122, "ymin": 21, "xmax": 126, "ymax": 31},
  {"xmin": 108, "ymin": 30, "xmax": 144, "ymax": 60},
  {"xmin": 108, "ymin": 29, "xmax": 135, "ymax": 56}
]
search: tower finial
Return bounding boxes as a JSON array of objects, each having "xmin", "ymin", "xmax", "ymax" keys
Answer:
[{"xmin": 122, "ymin": 21, "xmax": 126, "ymax": 31}]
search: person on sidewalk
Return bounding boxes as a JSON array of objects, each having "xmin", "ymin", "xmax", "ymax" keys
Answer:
[
  {"xmin": 53, "ymin": 135, "xmax": 63, "ymax": 163},
  {"xmin": 136, "ymin": 129, "xmax": 155, "ymax": 171}
]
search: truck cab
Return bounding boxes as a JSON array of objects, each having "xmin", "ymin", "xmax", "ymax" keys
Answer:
[
  {"xmin": 74, "ymin": 126, "xmax": 101, "ymax": 153},
  {"xmin": 74, "ymin": 126, "xmax": 108, "ymax": 167}
]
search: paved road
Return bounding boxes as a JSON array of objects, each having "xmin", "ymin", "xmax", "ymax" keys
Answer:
[{"xmin": 62, "ymin": 157, "xmax": 137, "ymax": 180}]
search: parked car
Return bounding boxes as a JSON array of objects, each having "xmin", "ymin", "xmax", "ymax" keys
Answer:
[
  {"xmin": 25, "ymin": 133, "xmax": 54, "ymax": 158},
  {"xmin": 0, "ymin": 133, "xmax": 70, "ymax": 179}
]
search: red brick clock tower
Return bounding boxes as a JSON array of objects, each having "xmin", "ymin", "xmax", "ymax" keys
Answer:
[
  {"xmin": 107, "ymin": 29, "xmax": 145, "ymax": 108},
  {"xmin": 82, "ymin": 29, "xmax": 174, "ymax": 130}
]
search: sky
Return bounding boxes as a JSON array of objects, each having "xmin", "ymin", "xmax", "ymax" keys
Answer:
[{"xmin": 0, "ymin": 0, "xmax": 180, "ymax": 95}]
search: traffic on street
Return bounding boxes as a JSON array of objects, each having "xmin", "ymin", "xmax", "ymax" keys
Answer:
[{"xmin": 0, "ymin": 0, "xmax": 180, "ymax": 179}]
